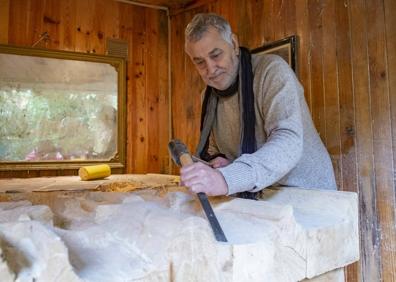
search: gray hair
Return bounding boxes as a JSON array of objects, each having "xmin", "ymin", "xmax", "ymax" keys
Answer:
[{"xmin": 185, "ymin": 13, "xmax": 233, "ymax": 44}]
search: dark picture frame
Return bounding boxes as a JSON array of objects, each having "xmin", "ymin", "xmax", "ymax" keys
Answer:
[{"xmin": 251, "ymin": 35, "xmax": 297, "ymax": 72}]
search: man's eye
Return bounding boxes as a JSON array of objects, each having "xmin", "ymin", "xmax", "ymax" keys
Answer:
[
  {"xmin": 196, "ymin": 61, "xmax": 205, "ymax": 66},
  {"xmin": 211, "ymin": 53, "xmax": 221, "ymax": 59}
]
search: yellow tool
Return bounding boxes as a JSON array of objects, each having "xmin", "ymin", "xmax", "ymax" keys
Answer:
[{"xmin": 79, "ymin": 164, "xmax": 111, "ymax": 181}]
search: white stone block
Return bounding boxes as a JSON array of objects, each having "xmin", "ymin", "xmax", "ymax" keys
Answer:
[{"xmin": 0, "ymin": 186, "xmax": 359, "ymax": 281}]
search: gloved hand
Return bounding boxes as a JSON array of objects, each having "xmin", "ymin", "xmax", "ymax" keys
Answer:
[{"xmin": 180, "ymin": 162, "xmax": 228, "ymax": 196}]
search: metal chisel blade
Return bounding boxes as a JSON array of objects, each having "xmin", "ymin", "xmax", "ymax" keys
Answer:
[{"xmin": 197, "ymin": 192, "xmax": 227, "ymax": 242}]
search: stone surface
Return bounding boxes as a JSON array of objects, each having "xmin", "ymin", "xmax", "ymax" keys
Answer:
[
  {"xmin": 0, "ymin": 221, "xmax": 81, "ymax": 282},
  {"xmin": 0, "ymin": 178, "xmax": 359, "ymax": 282}
]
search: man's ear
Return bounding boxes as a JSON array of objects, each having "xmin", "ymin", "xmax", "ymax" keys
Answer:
[{"xmin": 231, "ymin": 34, "xmax": 239, "ymax": 54}]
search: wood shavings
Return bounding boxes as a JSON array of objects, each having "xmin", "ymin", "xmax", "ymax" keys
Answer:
[
  {"xmin": 96, "ymin": 175, "xmax": 181, "ymax": 193},
  {"xmin": 97, "ymin": 181, "xmax": 148, "ymax": 192}
]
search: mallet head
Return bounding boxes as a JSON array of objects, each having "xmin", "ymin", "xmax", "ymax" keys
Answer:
[{"xmin": 168, "ymin": 139, "xmax": 190, "ymax": 167}]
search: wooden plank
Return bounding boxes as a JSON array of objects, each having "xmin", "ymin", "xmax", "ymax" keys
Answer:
[
  {"xmin": 146, "ymin": 8, "xmax": 160, "ymax": 172},
  {"xmin": 384, "ymin": 0, "xmax": 396, "ymax": 277},
  {"xmin": 28, "ymin": 0, "xmax": 45, "ymax": 48},
  {"xmin": 59, "ymin": 0, "xmax": 76, "ymax": 51},
  {"xmin": 157, "ymin": 10, "xmax": 170, "ymax": 174},
  {"xmin": 90, "ymin": 0, "xmax": 105, "ymax": 54},
  {"xmin": 170, "ymin": 11, "xmax": 186, "ymax": 144},
  {"xmin": 284, "ymin": 0, "xmax": 297, "ymax": 38},
  {"xmin": 168, "ymin": 11, "xmax": 176, "ymax": 175},
  {"xmin": 104, "ymin": 0, "xmax": 120, "ymax": 40},
  {"xmin": 349, "ymin": 1, "xmax": 377, "ymax": 281},
  {"xmin": 367, "ymin": 0, "xmax": 396, "ymax": 280},
  {"xmin": 223, "ymin": 0, "xmax": 238, "ymax": 40},
  {"xmin": 0, "ymin": 171, "xmax": 40, "ymax": 178},
  {"xmin": 295, "ymin": 0, "xmax": 312, "ymax": 110},
  {"xmin": 263, "ymin": 0, "xmax": 274, "ymax": 43},
  {"xmin": 271, "ymin": 0, "xmax": 283, "ymax": 40},
  {"xmin": 335, "ymin": 0, "xmax": 357, "ymax": 193},
  {"xmin": 131, "ymin": 6, "xmax": 148, "ymax": 173},
  {"xmin": 322, "ymin": 0, "xmax": 342, "ymax": 190},
  {"xmin": 8, "ymin": 0, "xmax": 29, "ymax": 45},
  {"xmin": 249, "ymin": 0, "xmax": 265, "ymax": 47},
  {"xmin": 75, "ymin": 0, "xmax": 95, "ymax": 53},
  {"xmin": 118, "ymin": 2, "xmax": 136, "ymax": 173},
  {"xmin": 308, "ymin": 0, "xmax": 325, "ymax": 140},
  {"xmin": 42, "ymin": 0, "xmax": 61, "ymax": 50},
  {"xmin": 236, "ymin": 1, "xmax": 252, "ymax": 45},
  {"xmin": 0, "ymin": 0, "xmax": 9, "ymax": 44}
]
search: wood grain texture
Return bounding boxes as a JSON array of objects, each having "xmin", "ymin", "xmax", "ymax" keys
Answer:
[
  {"xmin": 322, "ymin": 0, "xmax": 342, "ymax": 194},
  {"xmin": 1, "ymin": 0, "xmax": 395, "ymax": 280},
  {"xmin": 335, "ymin": 0, "xmax": 357, "ymax": 194},
  {"xmin": 170, "ymin": 0, "xmax": 396, "ymax": 280},
  {"xmin": 384, "ymin": 0, "xmax": 396, "ymax": 279},
  {"xmin": 0, "ymin": 0, "xmax": 9, "ymax": 44},
  {"xmin": 2, "ymin": 0, "xmax": 169, "ymax": 177},
  {"xmin": 349, "ymin": 1, "xmax": 378, "ymax": 281},
  {"xmin": 367, "ymin": 0, "xmax": 396, "ymax": 280},
  {"xmin": 308, "ymin": 0, "xmax": 325, "ymax": 141},
  {"xmin": 295, "ymin": 0, "xmax": 312, "ymax": 110}
]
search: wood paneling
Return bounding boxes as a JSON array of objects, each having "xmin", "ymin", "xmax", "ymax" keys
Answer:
[
  {"xmin": 0, "ymin": 0, "xmax": 9, "ymax": 44},
  {"xmin": 115, "ymin": 0, "xmax": 216, "ymax": 15},
  {"xmin": 170, "ymin": 0, "xmax": 396, "ymax": 280},
  {"xmin": 1, "ymin": 0, "xmax": 169, "ymax": 177},
  {"xmin": 1, "ymin": 0, "xmax": 395, "ymax": 280},
  {"xmin": 349, "ymin": 1, "xmax": 374, "ymax": 281},
  {"xmin": 385, "ymin": 0, "xmax": 396, "ymax": 276}
]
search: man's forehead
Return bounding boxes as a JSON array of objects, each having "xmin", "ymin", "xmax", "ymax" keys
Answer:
[{"xmin": 185, "ymin": 29, "xmax": 229, "ymax": 57}]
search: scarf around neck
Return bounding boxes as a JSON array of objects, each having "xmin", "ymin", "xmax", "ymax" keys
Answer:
[{"xmin": 196, "ymin": 46, "xmax": 256, "ymax": 161}]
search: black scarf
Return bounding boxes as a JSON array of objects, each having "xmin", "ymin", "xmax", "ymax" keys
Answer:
[{"xmin": 196, "ymin": 47, "xmax": 257, "ymax": 199}]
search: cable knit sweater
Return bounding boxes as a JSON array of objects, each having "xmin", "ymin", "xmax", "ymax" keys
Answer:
[{"xmin": 206, "ymin": 53, "xmax": 337, "ymax": 195}]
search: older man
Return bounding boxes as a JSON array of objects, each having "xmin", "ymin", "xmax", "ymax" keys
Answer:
[{"xmin": 181, "ymin": 13, "xmax": 336, "ymax": 197}]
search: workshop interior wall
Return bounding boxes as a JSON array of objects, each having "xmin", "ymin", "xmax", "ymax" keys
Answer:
[
  {"xmin": 170, "ymin": 0, "xmax": 396, "ymax": 281},
  {"xmin": 0, "ymin": 0, "xmax": 170, "ymax": 177},
  {"xmin": 0, "ymin": 0, "xmax": 395, "ymax": 281}
]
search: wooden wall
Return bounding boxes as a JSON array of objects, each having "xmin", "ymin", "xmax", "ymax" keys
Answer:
[
  {"xmin": 170, "ymin": 0, "xmax": 396, "ymax": 281},
  {"xmin": 0, "ymin": 0, "xmax": 170, "ymax": 177},
  {"xmin": 1, "ymin": 0, "xmax": 395, "ymax": 280}
]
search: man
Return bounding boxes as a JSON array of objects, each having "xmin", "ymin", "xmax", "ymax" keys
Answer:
[{"xmin": 181, "ymin": 13, "xmax": 337, "ymax": 197}]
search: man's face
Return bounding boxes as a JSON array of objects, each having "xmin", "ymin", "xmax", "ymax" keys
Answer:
[{"xmin": 185, "ymin": 27, "xmax": 239, "ymax": 90}]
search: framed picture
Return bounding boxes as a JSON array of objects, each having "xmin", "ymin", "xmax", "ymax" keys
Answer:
[{"xmin": 251, "ymin": 35, "xmax": 297, "ymax": 72}]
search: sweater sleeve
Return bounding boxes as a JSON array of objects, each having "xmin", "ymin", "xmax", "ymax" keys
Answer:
[{"xmin": 219, "ymin": 56, "xmax": 303, "ymax": 195}]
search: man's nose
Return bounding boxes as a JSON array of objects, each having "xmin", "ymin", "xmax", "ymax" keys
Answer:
[{"xmin": 206, "ymin": 60, "xmax": 217, "ymax": 75}]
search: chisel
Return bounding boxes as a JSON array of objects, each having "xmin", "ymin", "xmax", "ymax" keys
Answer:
[{"xmin": 168, "ymin": 139, "xmax": 227, "ymax": 242}]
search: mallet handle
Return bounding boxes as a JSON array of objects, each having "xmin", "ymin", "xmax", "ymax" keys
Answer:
[{"xmin": 179, "ymin": 153, "xmax": 194, "ymax": 166}]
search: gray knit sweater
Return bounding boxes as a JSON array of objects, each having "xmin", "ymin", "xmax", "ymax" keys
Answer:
[{"xmin": 206, "ymin": 53, "xmax": 337, "ymax": 194}]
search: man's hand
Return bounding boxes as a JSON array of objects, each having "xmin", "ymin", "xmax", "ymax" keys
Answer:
[
  {"xmin": 180, "ymin": 162, "xmax": 228, "ymax": 196},
  {"xmin": 209, "ymin": 156, "xmax": 230, "ymax": 168}
]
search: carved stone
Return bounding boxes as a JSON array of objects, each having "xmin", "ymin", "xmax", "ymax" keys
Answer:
[{"xmin": 0, "ymin": 177, "xmax": 359, "ymax": 282}]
